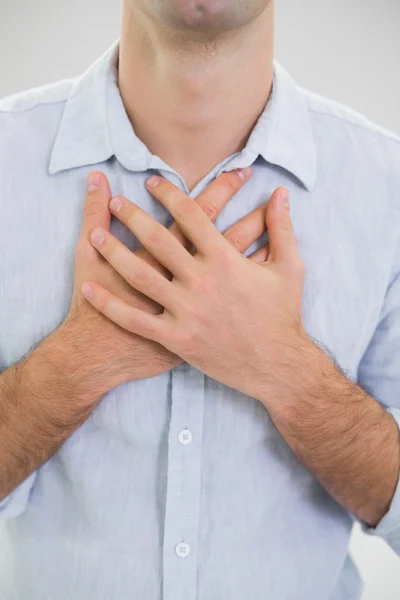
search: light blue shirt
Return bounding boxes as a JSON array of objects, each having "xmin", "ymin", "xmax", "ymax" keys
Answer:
[{"xmin": 1, "ymin": 38, "xmax": 400, "ymax": 600}]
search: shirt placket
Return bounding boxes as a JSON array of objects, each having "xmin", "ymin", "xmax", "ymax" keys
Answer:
[{"xmin": 162, "ymin": 362, "xmax": 205, "ymax": 600}]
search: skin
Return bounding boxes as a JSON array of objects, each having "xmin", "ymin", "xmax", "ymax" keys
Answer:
[
  {"xmin": 115, "ymin": 0, "xmax": 399, "ymax": 528},
  {"xmin": 0, "ymin": 166, "xmax": 272, "ymax": 501},
  {"xmin": 133, "ymin": 0, "xmax": 270, "ymax": 32},
  {"xmin": 1, "ymin": 0, "xmax": 399, "ymax": 535},
  {"xmin": 0, "ymin": 0, "xmax": 277, "ymax": 503},
  {"xmin": 81, "ymin": 174, "xmax": 400, "ymax": 528},
  {"xmin": 119, "ymin": 0, "xmax": 274, "ymax": 191},
  {"xmin": 83, "ymin": 177, "xmax": 304, "ymax": 400}
]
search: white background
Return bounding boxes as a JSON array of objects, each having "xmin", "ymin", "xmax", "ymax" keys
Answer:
[{"xmin": 1, "ymin": 0, "xmax": 399, "ymax": 598}]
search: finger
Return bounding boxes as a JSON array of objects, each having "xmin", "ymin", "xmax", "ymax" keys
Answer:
[
  {"xmin": 168, "ymin": 167, "xmax": 253, "ymax": 247},
  {"xmin": 134, "ymin": 246, "xmax": 172, "ymax": 279},
  {"xmin": 80, "ymin": 281, "xmax": 167, "ymax": 343},
  {"xmin": 223, "ymin": 203, "xmax": 267, "ymax": 254},
  {"xmin": 108, "ymin": 195, "xmax": 193, "ymax": 279},
  {"xmin": 265, "ymin": 187, "xmax": 298, "ymax": 266},
  {"xmin": 144, "ymin": 176, "xmax": 234, "ymax": 257},
  {"xmin": 133, "ymin": 168, "xmax": 252, "ymax": 273},
  {"xmin": 89, "ymin": 227, "xmax": 176, "ymax": 311},
  {"xmin": 81, "ymin": 171, "xmax": 112, "ymax": 240},
  {"xmin": 248, "ymin": 244, "xmax": 269, "ymax": 263}
]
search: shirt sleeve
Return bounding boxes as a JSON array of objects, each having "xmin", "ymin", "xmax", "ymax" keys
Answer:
[
  {"xmin": 351, "ymin": 234, "xmax": 400, "ymax": 554},
  {"xmin": 0, "ymin": 472, "xmax": 37, "ymax": 520}
]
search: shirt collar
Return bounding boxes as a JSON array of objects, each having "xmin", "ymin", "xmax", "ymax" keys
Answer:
[{"xmin": 48, "ymin": 38, "xmax": 317, "ymax": 191}]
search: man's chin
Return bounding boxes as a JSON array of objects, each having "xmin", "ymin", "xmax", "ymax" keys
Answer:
[
  {"xmin": 151, "ymin": 0, "xmax": 270, "ymax": 35},
  {"xmin": 178, "ymin": 1, "xmax": 237, "ymax": 28}
]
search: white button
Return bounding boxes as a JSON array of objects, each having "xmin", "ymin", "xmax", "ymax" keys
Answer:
[
  {"xmin": 175, "ymin": 542, "xmax": 190, "ymax": 558},
  {"xmin": 178, "ymin": 429, "xmax": 193, "ymax": 445}
]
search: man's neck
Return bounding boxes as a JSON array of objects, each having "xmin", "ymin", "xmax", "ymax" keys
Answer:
[{"xmin": 119, "ymin": 2, "xmax": 274, "ymax": 192}]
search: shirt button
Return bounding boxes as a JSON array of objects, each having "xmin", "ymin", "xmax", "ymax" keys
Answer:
[
  {"xmin": 178, "ymin": 429, "xmax": 193, "ymax": 445},
  {"xmin": 175, "ymin": 542, "xmax": 190, "ymax": 558}
]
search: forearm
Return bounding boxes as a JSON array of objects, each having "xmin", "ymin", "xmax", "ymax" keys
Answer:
[
  {"xmin": 0, "ymin": 327, "xmax": 103, "ymax": 502},
  {"xmin": 262, "ymin": 338, "xmax": 400, "ymax": 527}
]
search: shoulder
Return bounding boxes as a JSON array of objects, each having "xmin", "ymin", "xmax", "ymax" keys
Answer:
[
  {"xmin": 0, "ymin": 78, "xmax": 75, "ymax": 171},
  {"xmin": 301, "ymin": 87, "xmax": 400, "ymax": 167},
  {"xmin": 302, "ymin": 86, "xmax": 400, "ymax": 145},
  {"xmin": 0, "ymin": 78, "xmax": 73, "ymax": 114},
  {"xmin": 299, "ymin": 86, "xmax": 400, "ymax": 185},
  {"xmin": 0, "ymin": 78, "xmax": 74, "ymax": 146}
]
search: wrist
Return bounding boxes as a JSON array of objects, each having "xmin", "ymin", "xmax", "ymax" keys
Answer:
[
  {"xmin": 257, "ymin": 331, "xmax": 339, "ymax": 417},
  {"xmin": 0, "ymin": 331, "xmax": 102, "ymax": 501},
  {"xmin": 23, "ymin": 322, "xmax": 108, "ymax": 415}
]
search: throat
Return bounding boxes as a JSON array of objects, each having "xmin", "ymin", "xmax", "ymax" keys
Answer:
[{"xmin": 145, "ymin": 130, "xmax": 252, "ymax": 194}]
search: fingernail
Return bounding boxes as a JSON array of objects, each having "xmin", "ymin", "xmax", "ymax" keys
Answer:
[
  {"xmin": 147, "ymin": 175, "xmax": 162, "ymax": 188},
  {"xmin": 236, "ymin": 167, "xmax": 252, "ymax": 181},
  {"xmin": 109, "ymin": 196, "xmax": 122, "ymax": 212},
  {"xmin": 81, "ymin": 283, "xmax": 93, "ymax": 298},
  {"xmin": 278, "ymin": 187, "xmax": 290, "ymax": 209},
  {"xmin": 90, "ymin": 228, "xmax": 106, "ymax": 246},
  {"xmin": 87, "ymin": 171, "xmax": 100, "ymax": 192}
]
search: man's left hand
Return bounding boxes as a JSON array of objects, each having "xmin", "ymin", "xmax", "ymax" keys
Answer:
[
  {"xmin": 82, "ymin": 174, "xmax": 311, "ymax": 405},
  {"xmin": 82, "ymin": 174, "xmax": 400, "ymax": 527}
]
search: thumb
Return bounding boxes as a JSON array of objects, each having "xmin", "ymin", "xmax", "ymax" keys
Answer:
[
  {"xmin": 80, "ymin": 170, "xmax": 112, "ymax": 241},
  {"xmin": 265, "ymin": 187, "xmax": 298, "ymax": 265}
]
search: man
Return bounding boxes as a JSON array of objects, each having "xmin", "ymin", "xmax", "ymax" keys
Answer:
[{"xmin": 0, "ymin": 0, "xmax": 399, "ymax": 598}]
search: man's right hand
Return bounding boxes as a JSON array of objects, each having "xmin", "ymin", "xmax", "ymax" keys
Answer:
[
  {"xmin": 52, "ymin": 167, "xmax": 269, "ymax": 407},
  {"xmin": 0, "ymin": 167, "xmax": 270, "ymax": 501}
]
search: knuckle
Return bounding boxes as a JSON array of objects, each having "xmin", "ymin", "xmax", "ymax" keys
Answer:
[
  {"xmin": 147, "ymin": 227, "xmax": 166, "ymax": 247},
  {"xmin": 288, "ymin": 255, "xmax": 305, "ymax": 279},
  {"xmin": 75, "ymin": 238, "xmax": 99, "ymax": 265},
  {"xmin": 224, "ymin": 172, "xmax": 242, "ymax": 192},
  {"xmin": 126, "ymin": 311, "xmax": 143, "ymax": 334},
  {"xmin": 83, "ymin": 199, "xmax": 103, "ymax": 220},
  {"xmin": 125, "ymin": 308, "xmax": 158, "ymax": 336},
  {"xmin": 96, "ymin": 290, "xmax": 109, "ymax": 314},
  {"xmin": 126, "ymin": 204, "xmax": 140, "ymax": 228},
  {"xmin": 162, "ymin": 188, "xmax": 184, "ymax": 208},
  {"xmin": 224, "ymin": 229, "xmax": 246, "ymax": 251},
  {"xmin": 200, "ymin": 203, "xmax": 218, "ymax": 221},
  {"xmin": 189, "ymin": 271, "xmax": 215, "ymax": 295},
  {"xmin": 130, "ymin": 267, "xmax": 152, "ymax": 289},
  {"xmin": 177, "ymin": 327, "xmax": 197, "ymax": 354},
  {"xmin": 215, "ymin": 248, "xmax": 237, "ymax": 271},
  {"xmin": 177, "ymin": 198, "xmax": 199, "ymax": 216},
  {"xmin": 294, "ymin": 255, "xmax": 305, "ymax": 275},
  {"xmin": 187, "ymin": 271, "xmax": 202, "ymax": 290},
  {"xmin": 75, "ymin": 238, "xmax": 88, "ymax": 259},
  {"xmin": 201, "ymin": 275, "xmax": 215, "ymax": 294},
  {"xmin": 174, "ymin": 198, "xmax": 199, "ymax": 222},
  {"xmin": 182, "ymin": 198, "xmax": 199, "ymax": 215},
  {"xmin": 161, "ymin": 185, "xmax": 179, "ymax": 200},
  {"xmin": 189, "ymin": 306, "xmax": 208, "ymax": 329},
  {"xmin": 141, "ymin": 320, "xmax": 159, "ymax": 338},
  {"xmin": 280, "ymin": 218, "xmax": 294, "ymax": 235}
]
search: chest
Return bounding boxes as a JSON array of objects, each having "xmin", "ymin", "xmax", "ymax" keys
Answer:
[{"xmin": 0, "ymin": 167, "xmax": 394, "ymax": 380}]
